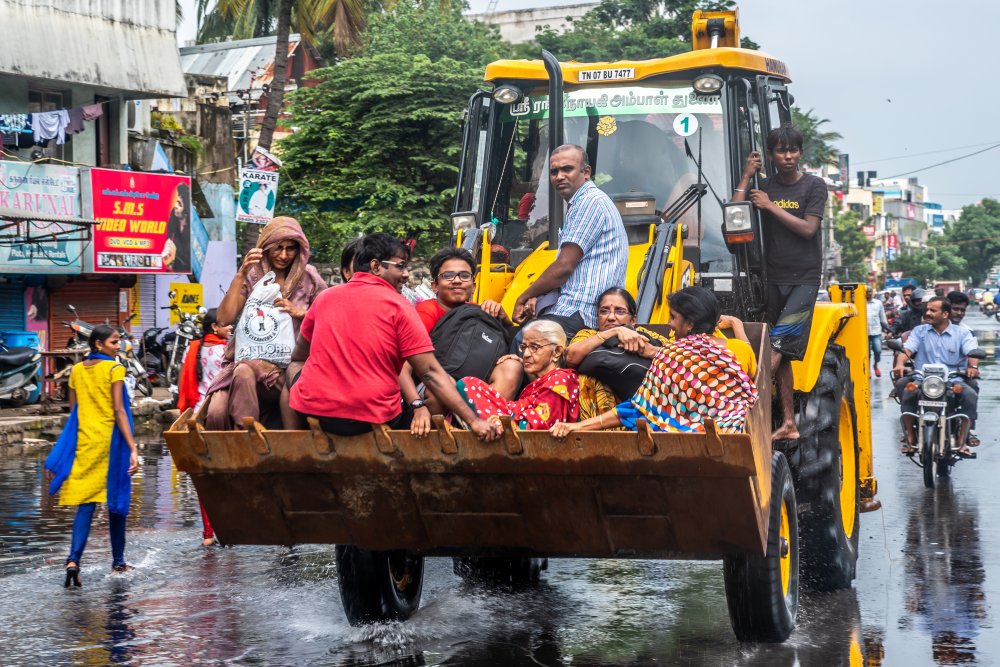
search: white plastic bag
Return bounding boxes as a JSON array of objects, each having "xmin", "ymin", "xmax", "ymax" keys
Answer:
[{"xmin": 234, "ymin": 271, "xmax": 295, "ymax": 368}]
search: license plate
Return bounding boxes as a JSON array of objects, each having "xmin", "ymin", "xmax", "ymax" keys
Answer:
[{"xmin": 919, "ymin": 400, "xmax": 946, "ymax": 408}]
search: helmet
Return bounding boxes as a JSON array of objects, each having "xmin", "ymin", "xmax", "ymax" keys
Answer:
[{"xmin": 911, "ymin": 288, "xmax": 926, "ymax": 302}]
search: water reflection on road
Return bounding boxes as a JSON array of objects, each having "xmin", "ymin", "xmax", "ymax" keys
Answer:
[{"xmin": 0, "ymin": 312, "xmax": 999, "ymax": 665}]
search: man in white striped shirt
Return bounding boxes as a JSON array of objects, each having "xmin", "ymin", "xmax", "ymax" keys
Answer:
[{"xmin": 512, "ymin": 144, "xmax": 629, "ymax": 337}]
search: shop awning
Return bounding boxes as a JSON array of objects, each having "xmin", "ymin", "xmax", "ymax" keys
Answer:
[{"xmin": 0, "ymin": 208, "xmax": 99, "ymax": 245}]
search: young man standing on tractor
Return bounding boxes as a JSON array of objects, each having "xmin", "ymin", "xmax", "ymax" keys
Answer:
[{"xmin": 734, "ymin": 125, "xmax": 828, "ymax": 441}]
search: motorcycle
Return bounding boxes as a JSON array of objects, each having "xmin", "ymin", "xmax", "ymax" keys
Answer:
[
  {"xmin": 116, "ymin": 314, "xmax": 152, "ymax": 398},
  {"xmin": 63, "ymin": 304, "xmax": 95, "ymax": 351},
  {"xmin": 164, "ymin": 299, "xmax": 205, "ymax": 403},
  {"xmin": 890, "ymin": 339, "xmax": 985, "ymax": 488},
  {"xmin": 0, "ymin": 343, "xmax": 42, "ymax": 407},
  {"xmin": 140, "ymin": 326, "xmax": 171, "ymax": 387}
]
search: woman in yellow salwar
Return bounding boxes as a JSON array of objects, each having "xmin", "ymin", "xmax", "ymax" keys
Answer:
[{"xmin": 45, "ymin": 325, "xmax": 139, "ymax": 587}]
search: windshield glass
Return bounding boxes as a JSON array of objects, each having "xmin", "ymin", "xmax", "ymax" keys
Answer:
[{"xmin": 493, "ymin": 82, "xmax": 731, "ymax": 273}]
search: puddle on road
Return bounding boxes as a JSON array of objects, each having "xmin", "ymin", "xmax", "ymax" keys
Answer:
[{"xmin": 3, "ymin": 321, "xmax": 1000, "ymax": 667}]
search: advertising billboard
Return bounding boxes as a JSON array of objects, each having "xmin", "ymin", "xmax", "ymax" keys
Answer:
[
  {"xmin": 90, "ymin": 169, "xmax": 191, "ymax": 273},
  {"xmin": 0, "ymin": 162, "xmax": 82, "ymax": 274}
]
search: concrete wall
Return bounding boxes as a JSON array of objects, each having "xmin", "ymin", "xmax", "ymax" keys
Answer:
[{"xmin": 469, "ymin": 2, "xmax": 598, "ymax": 44}]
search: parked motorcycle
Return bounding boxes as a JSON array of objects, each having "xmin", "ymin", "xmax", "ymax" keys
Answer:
[
  {"xmin": 890, "ymin": 339, "xmax": 985, "ymax": 488},
  {"xmin": 164, "ymin": 297, "xmax": 205, "ymax": 402},
  {"xmin": 140, "ymin": 326, "xmax": 170, "ymax": 387},
  {"xmin": 63, "ymin": 304, "xmax": 94, "ymax": 351},
  {"xmin": 116, "ymin": 314, "xmax": 151, "ymax": 398},
  {"xmin": 0, "ymin": 343, "xmax": 42, "ymax": 407}
]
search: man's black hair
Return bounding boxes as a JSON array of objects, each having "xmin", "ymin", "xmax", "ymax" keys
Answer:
[
  {"xmin": 928, "ymin": 295, "xmax": 952, "ymax": 315},
  {"xmin": 765, "ymin": 123, "xmax": 804, "ymax": 152},
  {"xmin": 597, "ymin": 287, "xmax": 637, "ymax": 317},
  {"xmin": 946, "ymin": 290, "xmax": 970, "ymax": 306},
  {"xmin": 354, "ymin": 232, "xmax": 409, "ymax": 274},
  {"xmin": 340, "ymin": 237, "xmax": 363, "ymax": 278},
  {"xmin": 551, "ymin": 144, "xmax": 591, "ymax": 170},
  {"xmin": 428, "ymin": 247, "xmax": 476, "ymax": 280},
  {"xmin": 667, "ymin": 286, "xmax": 720, "ymax": 335}
]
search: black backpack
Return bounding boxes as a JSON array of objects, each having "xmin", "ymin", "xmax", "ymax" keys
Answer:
[
  {"xmin": 430, "ymin": 304, "xmax": 509, "ymax": 382},
  {"xmin": 576, "ymin": 330, "xmax": 664, "ymax": 399}
]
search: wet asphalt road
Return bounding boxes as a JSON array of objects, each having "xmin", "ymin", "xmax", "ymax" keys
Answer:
[{"xmin": 1, "ymin": 311, "xmax": 999, "ymax": 666}]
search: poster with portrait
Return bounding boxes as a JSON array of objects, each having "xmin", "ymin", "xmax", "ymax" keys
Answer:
[{"xmin": 89, "ymin": 169, "xmax": 191, "ymax": 273}]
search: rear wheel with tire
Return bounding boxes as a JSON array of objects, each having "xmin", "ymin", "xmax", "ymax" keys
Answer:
[
  {"xmin": 922, "ymin": 424, "xmax": 937, "ymax": 488},
  {"xmin": 724, "ymin": 451, "xmax": 799, "ymax": 643},
  {"xmin": 796, "ymin": 347, "xmax": 860, "ymax": 591},
  {"xmin": 336, "ymin": 546, "xmax": 424, "ymax": 625},
  {"xmin": 453, "ymin": 557, "xmax": 546, "ymax": 585}
]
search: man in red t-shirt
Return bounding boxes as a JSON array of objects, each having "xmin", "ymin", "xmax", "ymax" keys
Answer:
[{"xmin": 289, "ymin": 233, "xmax": 500, "ymax": 441}]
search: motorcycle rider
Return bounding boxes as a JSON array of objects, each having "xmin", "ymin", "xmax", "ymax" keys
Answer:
[
  {"xmin": 893, "ymin": 287, "xmax": 928, "ymax": 337},
  {"xmin": 893, "ymin": 296, "xmax": 980, "ymax": 457},
  {"xmin": 946, "ymin": 290, "xmax": 970, "ymax": 327},
  {"xmin": 946, "ymin": 290, "xmax": 981, "ymax": 447}
]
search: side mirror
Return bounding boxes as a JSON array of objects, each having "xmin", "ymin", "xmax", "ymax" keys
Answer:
[
  {"xmin": 168, "ymin": 290, "xmax": 177, "ymax": 299},
  {"xmin": 968, "ymin": 348, "xmax": 988, "ymax": 360},
  {"xmin": 885, "ymin": 338, "xmax": 904, "ymax": 353},
  {"xmin": 67, "ymin": 304, "xmax": 77, "ymax": 314}
]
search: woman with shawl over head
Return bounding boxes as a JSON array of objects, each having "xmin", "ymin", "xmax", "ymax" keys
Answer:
[
  {"xmin": 551, "ymin": 286, "xmax": 758, "ymax": 438},
  {"xmin": 44, "ymin": 325, "xmax": 140, "ymax": 587},
  {"xmin": 205, "ymin": 217, "xmax": 326, "ymax": 430}
]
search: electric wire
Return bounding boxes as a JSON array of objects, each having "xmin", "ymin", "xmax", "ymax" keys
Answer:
[{"xmin": 880, "ymin": 143, "xmax": 1000, "ymax": 179}]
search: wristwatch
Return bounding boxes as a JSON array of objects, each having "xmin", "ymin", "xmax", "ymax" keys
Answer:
[{"xmin": 410, "ymin": 399, "xmax": 427, "ymax": 409}]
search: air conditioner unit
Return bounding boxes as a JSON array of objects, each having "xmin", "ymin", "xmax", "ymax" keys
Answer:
[{"xmin": 127, "ymin": 100, "xmax": 145, "ymax": 132}]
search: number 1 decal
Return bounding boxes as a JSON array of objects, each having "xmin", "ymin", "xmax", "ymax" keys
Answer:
[{"xmin": 673, "ymin": 113, "xmax": 698, "ymax": 137}]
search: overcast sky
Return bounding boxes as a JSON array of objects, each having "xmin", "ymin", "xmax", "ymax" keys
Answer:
[{"xmin": 178, "ymin": 0, "xmax": 999, "ymax": 210}]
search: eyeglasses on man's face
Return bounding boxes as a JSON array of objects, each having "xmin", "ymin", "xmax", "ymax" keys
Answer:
[
  {"xmin": 380, "ymin": 259, "xmax": 408, "ymax": 271},
  {"xmin": 518, "ymin": 342, "xmax": 556, "ymax": 355},
  {"xmin": 598, "ymin": 307, "xmax": 631, "ymax": 318},
  {"xmin": 438, "ymin": 270, "xmax": 473, "ymax": 282}
]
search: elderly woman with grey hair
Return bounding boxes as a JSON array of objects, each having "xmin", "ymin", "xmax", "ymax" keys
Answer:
[{"xmin": 456, "ymin": 319, "xmax": 580, "ymax": 430}]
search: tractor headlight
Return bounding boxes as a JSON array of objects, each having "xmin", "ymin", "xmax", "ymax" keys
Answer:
[
  {"xmin": 693, "ymin": 73, "xmax": 723, "ymax": 95},
  {"xmin": 921, "ymin": 375, "xmax": 946, "ymax": 399},
  {"xmin": 723, "ymin": 201, "xmax": 754, "ymax": 244},
  {"xmin": 492, "ymin": 84, "xmax": 523, "ymax": 104},
  {"xmin": 451, "ymin": 211, "xmax": 478, "ymax": 234}
]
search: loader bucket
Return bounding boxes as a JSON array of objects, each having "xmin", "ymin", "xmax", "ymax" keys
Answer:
[{"xmin": 164, "ymin": 324, "xmax": 774, "ymax": 561}]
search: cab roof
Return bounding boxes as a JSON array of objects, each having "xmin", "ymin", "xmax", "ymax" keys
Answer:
[{"xmin": 484, "ymin": 48, "xmax": 791, "ymax": 86}]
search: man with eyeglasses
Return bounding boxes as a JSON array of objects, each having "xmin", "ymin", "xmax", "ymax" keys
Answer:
[
  {"xmin": 289, "ymin": 233, "xmax": 501, "ymax": 442},
  {"xmin": 511, "ymin": 144, "xmax": 629, "ymax": 339},
  {"xmin": 415, "ymin": 248, "xmax": 514, "ymax": 332}
]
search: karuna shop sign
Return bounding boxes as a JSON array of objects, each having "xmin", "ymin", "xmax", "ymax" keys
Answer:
[
  {"xmin": 89, "ymin": 169, "xmax": 192, "ymax": 274},
  {"xmin": 0, "ymin": 162, "xmax": 83, "ymax": 274}
]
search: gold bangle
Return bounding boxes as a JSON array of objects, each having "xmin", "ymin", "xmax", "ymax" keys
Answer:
[
  {"xmin": 596, "ymin": 332, "xmax": 607, "ymax": 342},
  {"xmin": 599, "ymin": 413, "xmax": 605, "ymax": 428}
]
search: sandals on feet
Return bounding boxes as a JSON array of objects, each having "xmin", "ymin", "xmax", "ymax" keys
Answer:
[
  {"xmin": 900, "ymin": 444, "xmax": 917, "ymax": 456},
  {"xmin": 64, "ymin": 563, "xmax": 81, "ymax": 588}
]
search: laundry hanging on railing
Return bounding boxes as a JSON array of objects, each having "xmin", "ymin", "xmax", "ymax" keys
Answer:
[{"xmin": 0, "ymin": 101, "xmax": 107, "ymax": 150}]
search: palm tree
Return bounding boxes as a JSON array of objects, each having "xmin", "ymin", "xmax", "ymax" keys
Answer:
[
  {"xmin": 791, "ymin": 107, "xmax": 843, "ymax": 169},
  {"xmin": 200, "ymin": 0, "xmax": 366, "ymax": 150}
]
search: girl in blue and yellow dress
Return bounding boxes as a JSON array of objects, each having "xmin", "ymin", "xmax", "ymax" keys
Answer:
[{"xmin": 45, "ymin": 325, "xmax": 139, "ymax": 587}]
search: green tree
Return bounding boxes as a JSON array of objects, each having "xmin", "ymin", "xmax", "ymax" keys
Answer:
[
  {"xmin": 199, "ymin": 0, "xmax": 366, "ymax": 149},
  {"xmin": 832, "ymin": 211, "xmax": 873, "ymax": 281},
  {"xmin": 516, "ymin": 0, "xmax": 750, "ymax": 62},
  {"xmin": 278, "ymin": 1, "xmax": 505, "ymax": 260},
  {"xmin": 887, "ymin": 238, "xmax": 967, "ymax": 284},
  {"xmin": 941, "ymin": 198, "xmax": 1000, "ymax": 284},
  {"xmin": 790, "ymin": 107, "xmax": 842, "ymax": 169}
]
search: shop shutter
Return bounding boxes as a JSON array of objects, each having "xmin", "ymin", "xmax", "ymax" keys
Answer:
[
  {"xmin": 48, "ymin": 279, "xmax": 121, "ymax": 350},
  {"xmin": 137, "ymin": 275, "xmax": 158, "ymax": 333},
  {"xmin": 0, "ymin": 284, "xmax": 26, "ymax": 331}
]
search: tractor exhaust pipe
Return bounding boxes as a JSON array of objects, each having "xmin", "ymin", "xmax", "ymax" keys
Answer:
[{"xmin": 542, "ymin": 50, "xmax": 564, "ymax": 248}]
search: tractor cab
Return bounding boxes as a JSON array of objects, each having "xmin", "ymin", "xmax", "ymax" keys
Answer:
[{"xmin": 452, "ymin": 10, "xmax": 794, "ymax": 323}]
